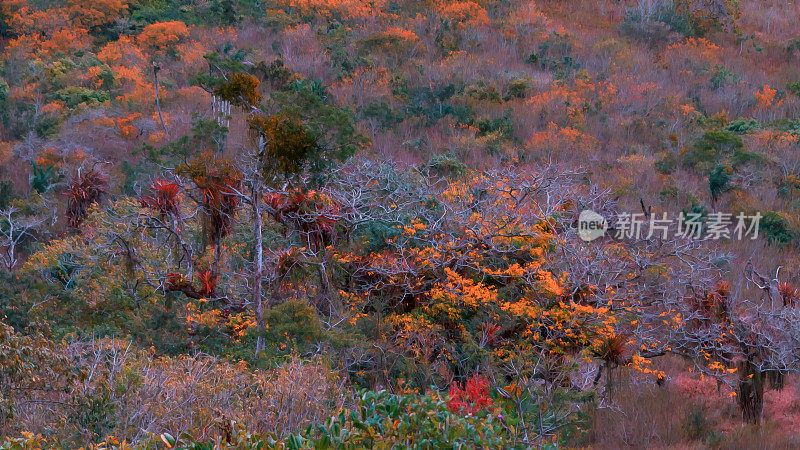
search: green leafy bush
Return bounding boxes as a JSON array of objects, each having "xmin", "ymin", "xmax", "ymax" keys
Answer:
[
  {"xmin": 53, "ymin": 86, "xmax": 110, "ymax": 109},
  {"xmin": 708, "ymin": 163, "xmax": 732, "ymax": 204},
  {"xmin": 787, "ymin": 81, "xmax": 800, "ymax": 98},
  {"xmin": 476, "ymin": 115, "xmax": 514, "ymax": 140},
  {"xmin": 29, "ymin": 162, "xmax": 55, "ymax": 193},
  {"xmin": 760, "ymin": 211, "xmax": 796, "ymax": 246},
  {"xmin": 0, "ymin": 80, "xmax": 9, "ymax": 127},
  {"xmin": 709, "ymin": 65, "xmax": 739, "ymax": 90},
  {"xmin": 428, "ymin": 152, "xmax": 467, "ymax": 178},
  {"xmin": 526, "ymin": 31, "xmax": 580, "ymax": 79},
  {"xmin": 785, "ymin": 37, "xmax": 800, "ymax": 55},
  {"xmin": 683, "ymin": 129, "xmax": 743, "ymax": 169},
  {"xmin": 300, "ymin": 390, "xmax": 510, "ymax": 448},
  {"xmin": 504, "ymin": 78, "xmax": 529, "ymax": 100},
  {"xmin": 655, "ymin": 151, "xmax": 678, "ymax": 175},
  {"xmin": 390, "ymin": 78, "xmax": 473, "ymax": 125},
  {"xmin": 465, "ymin": 81, "xmax": 502, "ymax": 102},
  {"xmin": 724, "ymin": 118, "xmax": 760, "ymax": 134},
  {"xmin": 262, "ymin": 300, "xmax": 327, "ymax": 353},
  {"xmin": 361, "ymin": 100, "xmax": 402, "ymax": 129}
]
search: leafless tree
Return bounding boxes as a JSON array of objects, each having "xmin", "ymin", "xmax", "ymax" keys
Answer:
[{"xmin": 0, "ymin": 203, "xmax": 51, "ymax": 271}]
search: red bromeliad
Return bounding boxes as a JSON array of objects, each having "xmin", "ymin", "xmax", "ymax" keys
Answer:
[
  {"xmin": 199, "ymin": 176, "xmax": 240, "ymax": 245},
  {"xmin": 196, "ymin": 270, "xmax": 217, "ymax": 297},
  {"xmin": 65, "ymin": 170, "xmax": 108, "ymax": 228},
  {"xmin": 264, "ymin": 189, "xmax": 340, "ymax": 250},
  {"xmin": 165, "ymin": 270, "xmax": 220, "ymax": 300},
  {"xmin": 447, "ymin": 374, "xmax": 494, "ymax": 415},
  {"xmin": 778, "ymin": 282, "xmax": 799, "ymax": 307},
  {"xmin": 479, "ymin": 321, "xmax": 501, "ymax": 348},
  {"xmin": 166, "ymin": 272, "xmax": 189, "ymax": 288},
  {"xmin": 141, "ymin": 180, "xmax": 180, "ymax": 217}
]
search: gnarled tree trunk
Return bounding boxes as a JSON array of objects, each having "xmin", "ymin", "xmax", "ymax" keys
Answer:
[{"xmin": 737, "ymin": 360, "xmax": 764, "ymax": 424}]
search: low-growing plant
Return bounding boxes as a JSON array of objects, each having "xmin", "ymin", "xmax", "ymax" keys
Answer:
[
  {"xmin": 760, "ymin": 211, "xmax": 796, "ymax": 246},
  {"xmin": 526, "ymin": 31, "xmax": 580, "ymax": 79}
]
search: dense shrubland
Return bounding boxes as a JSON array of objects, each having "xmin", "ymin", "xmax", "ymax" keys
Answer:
[{"xmin": 2, "ymin": 0, "xmax": 800, "ymax": 447}]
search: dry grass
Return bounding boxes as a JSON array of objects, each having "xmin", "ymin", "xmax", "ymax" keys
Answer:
[
  {"xmin": 8, "ymin": 339, "xmax": 346, "ymax": 444},
  {"xmin": 575, "ymin": 356, "xmax": 800, "ymax": 449}
]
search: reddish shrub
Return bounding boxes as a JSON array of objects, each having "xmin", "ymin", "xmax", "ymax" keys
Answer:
[
  {"xmin": 778, "ymin": 282, "xmax": 799, "ymax": 307},
  {"xmin": 65, "ymin": 169, "xmax": 107, "ymax": 228},
  {"xmin": 166, "ymin": 272, "xmax": 189, "ymax": 288},
  {"xmin": 196, "ymin": 270, "xmax": 217, "ymax": 297},
  {"xmin": 141, "ymin": 180, "xmax": 180, "ymax": 218},
  {"xmin": 447, "ymin": 374, "xmax": 494, "ymax": 415},
  {"xmin": 264, "ymin": 189, "xmax": 339, "ymax": 250}
]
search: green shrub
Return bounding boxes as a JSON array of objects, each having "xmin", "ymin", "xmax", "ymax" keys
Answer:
[
  {"xmin": 709, "ymin": 65, "xmax": 739, "ymax": 90},
  {"xmin": 301, "ymin": 390, "xmax": 510, "ymax": 448},
  {"xmin": 263, "ymin": 300, "xmax": 327, "ymax": 352},
  {"xmin": 0, "ymin": 80, "xmax": 9, "ymax": 126},
  {"xmin": 731, "ymin": 149, "xmax": 763, "ymax": 167},
  {"xmin": 428, "ymin": 152, "xmax": 467, "ymax": 178},
  {"xmin": 361, "ymin": 100, "xmax": 402, "ymax": 128},
  {"xmin": 357, "ymin": 32, "xmax": 410, "ymax": 55},
  {"xmin": 476, "ymin": 115, "xmax": 514, "ymax": 140},
  {"xmin": 34, "ymin": 116, "xmax": 60, "ymax": 138},
  {"xmin": 208, "ymin": 0, "xmax": 239, "ymax": 26},
  {"xmin": 0, "ymin": 180, "xmax": 12, "ymax": 209},
  {"xmin": 787, "ymin": 81, "xmax": 800, "ymax": 98},
  {"xmin": 724, "ymin": 118, "xmax": 760, "ymax": 134},
  {"xmin": 504, "ymin": 78, "xmax": 529, "ymax": 100},
  {"xmin": 258, "ymin": 57, "xmax": 293, "ymax": 89},
  {"xmin": 465, "ymin": 81, "xmax": 502, "ymax": 102},
  {"xmin": 272, "ymin": 78, "xmax": 368, "ymax": 166},
  {"xmin": 393, "ymin": 80, "xmax": 474, "ymax": 125},
  {"xmin": 29, "ymin": 162, "xmax": 55, "ymax": 194},
  {"xmin": 526, "ymin": 31, "xmax": 580, "ymax": 79},
  {"xmin": 658, "ymin": 185, "xmax": 680, "ymax": 201},
  {"xmin": 708, "ymin": 163, "xmax": 732, "ymax": 204},
  {"xmin": 695, "ymin": 129, "xmax": 743, "ymax": 153},
  {"xmin": 760, "ymin": 211, "xmax": 796, "ymax": 246},
  {"xmin": 786, "ymin": 37, "xmax": 800, "ymax": 54},
  {"xmin": 683, "ymin": 129, "xmax": 743, "ymax": 169},
  {"xmin": 356, "ymin": 219, "xmax": 401, "ymax": 252},
  {"xmin": 52, "ymin": 86, "xmax": 110, "ymax": 109},
  {"xmin": 778, "ymin": 174, "xmax": 800, "ymax": 199},
  {"xmin": 655, "ymin": 151, "xmax": 677, "ymax": 175},
  {"xmin": 263, "ymin": 9, "xmax": 297, "ymax": 29}
]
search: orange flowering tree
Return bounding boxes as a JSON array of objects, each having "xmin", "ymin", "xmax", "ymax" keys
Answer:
[
  {"xmin": 301, "ymin": 160, "xmax": 710, "ymax": 440},
  {"xmin": 137, "ymin": 21, "xmax": 190, "ymax": 56}
]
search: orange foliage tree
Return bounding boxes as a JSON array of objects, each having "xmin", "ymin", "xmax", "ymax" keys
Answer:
[
  {"xmin": 137, "ymin": 21, "xmax": 190, "ymax": 54},
  {"xmin": 248, "ymin": 160, "xmax": 714, "ymax": 437},
  {"xmin": 68, "ymin": 0, "xmax": 128, "ymax": 29}
]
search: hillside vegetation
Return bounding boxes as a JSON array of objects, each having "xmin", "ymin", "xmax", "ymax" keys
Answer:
[{"xmin": 1, "ymin": 0, "xmax": 800, "ymax": 447}]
